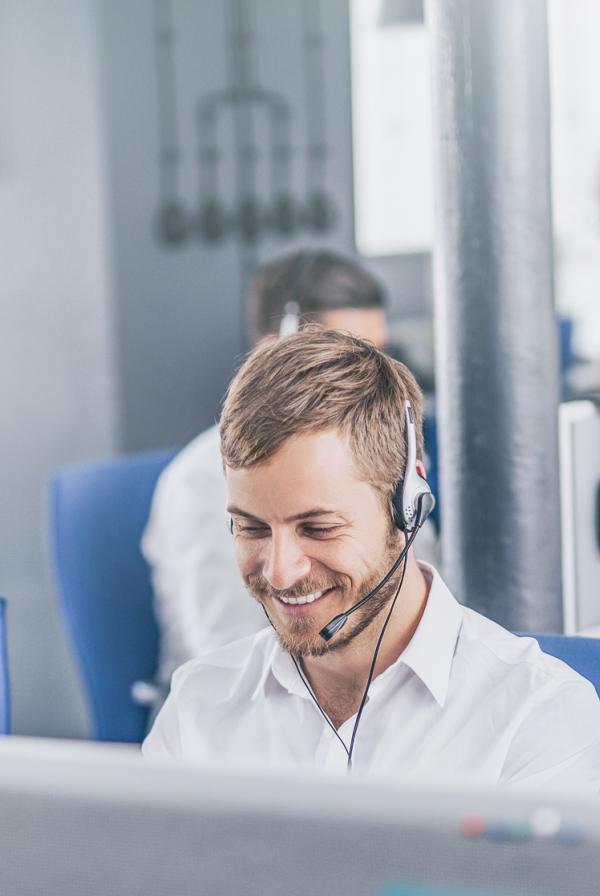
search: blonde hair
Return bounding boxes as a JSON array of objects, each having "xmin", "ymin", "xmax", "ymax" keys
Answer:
[{"xmin": 220, "ymin": 327, "xmax": 424, "ymax": 506}]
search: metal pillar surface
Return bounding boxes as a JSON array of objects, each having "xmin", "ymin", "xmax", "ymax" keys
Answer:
[{"xmin": 426, "ymin": 0, "xmax": 562, "ymax": 630}]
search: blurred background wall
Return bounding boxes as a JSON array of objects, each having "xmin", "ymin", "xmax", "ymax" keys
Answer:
[
  {"xmin": 98, "ymin": 0, "xmax": 431, "ymax": 451},
  {"xmin": 0, "ymin": 0, "xmax": 116, "ymax": 735}
]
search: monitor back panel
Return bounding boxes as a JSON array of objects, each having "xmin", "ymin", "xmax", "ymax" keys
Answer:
[{"xmin": 0, "ymin": 753, "xmax": 598, "ymax": 896}]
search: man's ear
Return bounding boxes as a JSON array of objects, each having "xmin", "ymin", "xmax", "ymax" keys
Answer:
[{"xmin": 416, "ymin": 460, "xmax": 427, "ymax": 479}]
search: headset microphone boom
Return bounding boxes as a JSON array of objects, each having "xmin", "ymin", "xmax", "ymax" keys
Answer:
[{"xmin": 319, "ymin": 400, "xmax": 435, "ymax": 642}]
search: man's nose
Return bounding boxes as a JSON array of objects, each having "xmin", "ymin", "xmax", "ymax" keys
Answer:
[{"xmin": 262, "ymin": 530, "xmax": 311, "ymax": 591}]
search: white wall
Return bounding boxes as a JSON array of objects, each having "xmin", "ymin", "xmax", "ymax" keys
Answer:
[{"xmin": 0, "ymin": 0, "xmax": 117, "ymax": 734}]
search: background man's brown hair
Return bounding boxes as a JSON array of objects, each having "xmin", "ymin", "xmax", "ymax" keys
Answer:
[{"xmin": 247, "ymin": 250, "xmax": 385, "ymax": 342}]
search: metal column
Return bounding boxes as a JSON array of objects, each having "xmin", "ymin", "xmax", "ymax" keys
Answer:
[{"xmin": 426, "ymin": 0, "xmax": 562, "ymax": 630}]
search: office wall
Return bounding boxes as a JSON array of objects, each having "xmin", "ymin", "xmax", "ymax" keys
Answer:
[
  {"xmin": 0, "ymin": 0, "xmax": 117, "ymax": 735},
  {"xmin": 97, "ymin": 0, "xmax": 430, "ymax": 452}
]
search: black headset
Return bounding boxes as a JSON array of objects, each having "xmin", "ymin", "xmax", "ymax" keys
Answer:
[
  {"xmin": 391, "ymin": 401, "xmax": 436, "ymax": 532},
  {"xmin": 318, "ymin": 400, "xmax": 435, "ymax": 642}
]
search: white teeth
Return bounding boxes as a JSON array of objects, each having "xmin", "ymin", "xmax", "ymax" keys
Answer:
[{"xmin": 279, "ymin": 589, "xmax": 328, "ymax": 606}]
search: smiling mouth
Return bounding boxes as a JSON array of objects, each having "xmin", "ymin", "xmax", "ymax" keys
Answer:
[{"xmin": 276, "ymin": 586, "xmax": 336, "ymax": 606}]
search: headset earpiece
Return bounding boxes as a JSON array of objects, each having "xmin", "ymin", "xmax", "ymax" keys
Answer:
[
  {"xmin": 392, "ymin": 402, "xmax": 436, "ymax": 532},
  {"xmin": 319, "ymin": 401, "xmax": 434, "ymax": 646},
  {"xmin": 415, "ymin": 491, "xmax": 436, "ymax": 527},
  {"xmin": 278, "ymin": 301, "xmax": 300, "ymax": 337},
  {"xmin": 391, "ymin": 479, "xmax": 406, "ymax": 530}
]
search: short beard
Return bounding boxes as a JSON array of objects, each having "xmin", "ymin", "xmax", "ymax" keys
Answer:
[{"xmin": 245, "ymin": 531, "xmax": 403, "ymax": 658}]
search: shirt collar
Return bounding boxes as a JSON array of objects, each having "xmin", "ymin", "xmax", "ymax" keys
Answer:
[
  {"xmin": 255, "ymin": 563, "xmax": 463, "ymax": 707},
  {"xmin": 251, "ymin": 631, "xmax": 308, "ymax": 701},
  {"xmin": 397, "ymin": 562, "xmax": 463, "ymax": 706},
  {"xmin": 268, "ymin": 636, "xmax": 312, "ymax": 698}
]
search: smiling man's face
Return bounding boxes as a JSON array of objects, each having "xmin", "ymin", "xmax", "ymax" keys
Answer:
[{"xmin": 226, "ymin": 428, "xmax": 402, "ymax": 656}]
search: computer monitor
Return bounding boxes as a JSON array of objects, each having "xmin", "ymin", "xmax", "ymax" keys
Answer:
[
  {"xmin": 0, "ymin": 737, "xmax": 598, "ymax": 896},
  {"xmin": 559, "ymin": 400, "xmax": 600, "ymax": 633}
]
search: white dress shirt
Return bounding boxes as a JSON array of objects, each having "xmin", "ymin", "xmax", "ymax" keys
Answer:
[
  {"xmin": 143, "ymin": 564, "xmax": 600, "ymax": 792},
  {"xmin": 141, "ymin": 425, "xmax": 440, "ymax": 683}
]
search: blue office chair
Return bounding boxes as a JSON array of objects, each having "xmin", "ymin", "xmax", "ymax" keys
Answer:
[
  {"xmin": 49, "ymin": 448, "xmax": 178, "ymax": 743},
  {"xmin": 521, "ymin": 633, "xmax": 600, "ymax": 699},
  {"xmin": 0, "ymin": 598, "xmax": 11, "ymax": 735}
]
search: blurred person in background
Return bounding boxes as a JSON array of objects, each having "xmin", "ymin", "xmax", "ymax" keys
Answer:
[{"xmin": 141, "ymin": 250, "xmax": 439, "ymax": 692}]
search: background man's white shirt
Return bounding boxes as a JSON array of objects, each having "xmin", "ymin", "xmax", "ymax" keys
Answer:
[
  {"xmin": 141, "ymin": 425, "xmax": 440, "ymax": 683},
  {"xmin": 143, "ymin": 565, "xmax": 600, "ymax": 793}
]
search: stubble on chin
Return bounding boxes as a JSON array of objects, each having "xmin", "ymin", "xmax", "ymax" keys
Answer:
[
  {"xmin": 244, "ymin": 531, "xmax": 404, "ymax": 658},
  {"xmin": 275, "ymin": 614, "xmax": 330, "ymax": 657},
  {"xmin": 258, "ymin": 573, "xmax": 403, "ymax": 659}
]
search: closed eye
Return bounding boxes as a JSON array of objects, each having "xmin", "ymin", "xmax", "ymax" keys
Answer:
[
  {"xmin": 231, "ymin": 518, "xmax": 342, "ymax": 539},
  {"xmin": 235, "ymin": 523, "xmax": 270, "ymax": 538},
  {"xmin": 301, "ymin": 525, "xmax": 339, "ymax": 539}
]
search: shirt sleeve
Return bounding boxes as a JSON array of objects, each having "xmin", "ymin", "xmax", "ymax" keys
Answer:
[
  {"xmin": 142, "ymin": 691, "xmax": 182, "ymax": 760},
  {"xmin": 500, "ymin": 678, "xmax": 600, "ymax": 794}
]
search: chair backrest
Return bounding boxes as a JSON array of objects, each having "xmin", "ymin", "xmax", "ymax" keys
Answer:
[
  {"xmin": 524, "ymin": 633, "xmax": 600, "ymax": 698},
  {"xmin": 49, "ymin": 448, "xmax": 178, "ymax": 743},
  {"xmin": 0, "ymin": 598, "xmax": 11, "ymax": 735}
]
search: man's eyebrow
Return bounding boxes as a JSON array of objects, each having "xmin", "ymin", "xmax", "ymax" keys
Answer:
[
  {"xmin": 287, "ymin": 508, "xmax": 342, "ymax": 522},
  {"xmin": 226, "ymin": 507, "xmax": 265, "ymax": 523},
  {"xmin": 226, "ymin": 506, "xmax": 344, "ymax": 524}
]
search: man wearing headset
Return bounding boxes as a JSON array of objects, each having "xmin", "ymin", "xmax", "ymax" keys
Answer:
[
  {"xmin": 144, "ymin": 328, "xmax": 600, "ymax": 791},
  {"xmin": 141, "ymin": 250, "xmax": 439, "ymax": 691}
]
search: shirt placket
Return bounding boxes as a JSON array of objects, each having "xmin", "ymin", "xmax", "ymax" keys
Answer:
[
  {"xmin": 314, "ymin": 718, "xmax": 351, "ymax": 772},
  {"xmin": 332, "ymin": 674, "xmax": 396, "ymax": 772}
]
